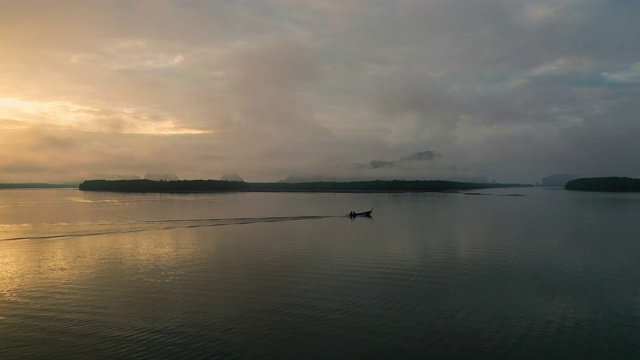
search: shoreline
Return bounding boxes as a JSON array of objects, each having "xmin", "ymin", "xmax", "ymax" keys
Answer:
[{"xmin": 78, "ymin": 179, "xmax": 533, "ymax": 194}]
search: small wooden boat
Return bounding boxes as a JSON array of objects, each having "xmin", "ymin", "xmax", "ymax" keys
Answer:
[{"xmin": 349, "ymin": 208, "xmax": 373, "ymax": 218}]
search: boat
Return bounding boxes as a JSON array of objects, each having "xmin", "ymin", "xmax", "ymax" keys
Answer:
[{"xmin": 349, "ymin": 208, "xmax": 373, "ymax": 218}]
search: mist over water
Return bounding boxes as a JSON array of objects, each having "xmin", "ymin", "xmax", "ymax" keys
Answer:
[{"xmin": 1, "ymin": 188, "xmax": 640, "ymax": 358}]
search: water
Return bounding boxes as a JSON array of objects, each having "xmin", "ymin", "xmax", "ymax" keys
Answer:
[{"xmin": 1, "ymin": 188, "xmax": 640, "ymax": 359}]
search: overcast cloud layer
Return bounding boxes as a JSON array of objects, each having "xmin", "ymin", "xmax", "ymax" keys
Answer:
[{"xmin": 1, "ymin": 0, "xmax": 639, "ymax": 183}]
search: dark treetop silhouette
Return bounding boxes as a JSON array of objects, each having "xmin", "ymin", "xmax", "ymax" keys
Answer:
[
  {"xmin": 565, "ymin": 177, "xmax": 640, "ymax": 192},
  {"xmin": 79, "ymin": 179, "xmax": 532, "ymax": 193}
]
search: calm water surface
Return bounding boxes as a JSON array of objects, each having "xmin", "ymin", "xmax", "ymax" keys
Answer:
[{"xmin": 1, "ymin": 188, "xmax": 640, "ymax": 359}]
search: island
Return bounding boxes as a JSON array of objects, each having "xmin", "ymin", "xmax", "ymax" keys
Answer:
[
  {"xmin": 565, "ymin": 177, "xmax": 640, "ymax": 192},
  {"xmin": 79, "ymin": 179, "xmax": 532, "ymax": 193}
]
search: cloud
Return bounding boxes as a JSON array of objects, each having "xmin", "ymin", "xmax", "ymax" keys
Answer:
[
  {"xmin": 355, "ymin": 160, "xmax": 394, "ymax": 170},
  {"xmin": 602, "ymin": 63, "xmax": 640, "ymax": 84},
  {"xmin": 354, "ymin": 150, "xmax": 440, "ymax": 170},
  {"xmin": 400, "ymin": 151, "xmax": 440, "ymax": 162},
  {"xmin": 1, "ymin": 1, "xmax": 640, "ymax": 183}
]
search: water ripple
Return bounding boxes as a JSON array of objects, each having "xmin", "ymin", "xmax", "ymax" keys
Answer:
[{"xmin": 0, "ymin": 215, "xmax": 335, "ymax": 242}]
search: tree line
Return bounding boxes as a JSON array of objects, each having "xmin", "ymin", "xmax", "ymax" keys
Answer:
[
  {"xmin": 79, "ymin": 179, "xmax": 532, "ymax": 193},
  {"xmin": 565, "ymin": 177, "xmax": 640, "ymax": 192}
]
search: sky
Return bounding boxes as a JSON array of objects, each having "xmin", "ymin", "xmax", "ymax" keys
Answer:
[{"xmin": 1, "ymin": 0, "xmax": 639, "ymax": 184}]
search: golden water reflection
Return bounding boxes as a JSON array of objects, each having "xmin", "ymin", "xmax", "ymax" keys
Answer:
[{"xmin": 0, "ymin": 227, "xmax": 215, "ymax": 306}]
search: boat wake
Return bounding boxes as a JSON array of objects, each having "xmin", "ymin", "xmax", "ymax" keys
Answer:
[{"xmin": 0, "ymin": 215, "xmax": 336, "ymax": 242}]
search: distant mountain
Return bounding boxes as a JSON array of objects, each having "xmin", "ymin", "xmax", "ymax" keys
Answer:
[
  {"xmin": 539, "ymin": 174, "xmax": 580, "ymax": 187},
  {"xmin": 144, "ymin": 173, "xmax": 179, "ymax": 181},
  {"xmin": 221, "ymin": 174, "xmax": 244, "ymax": 182},
  {"xmin": 280, "ymin": 174, "xmax": 491, "ymax": 184}
]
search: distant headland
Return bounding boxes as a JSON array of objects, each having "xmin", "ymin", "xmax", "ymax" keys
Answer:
[
  {"xmin": 79, "ymin": 179, "xmax": 532, "ymax": 193},
  {"xmin": 565, "ymin": 177, "xmax": 640, "ymax": 192}
]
